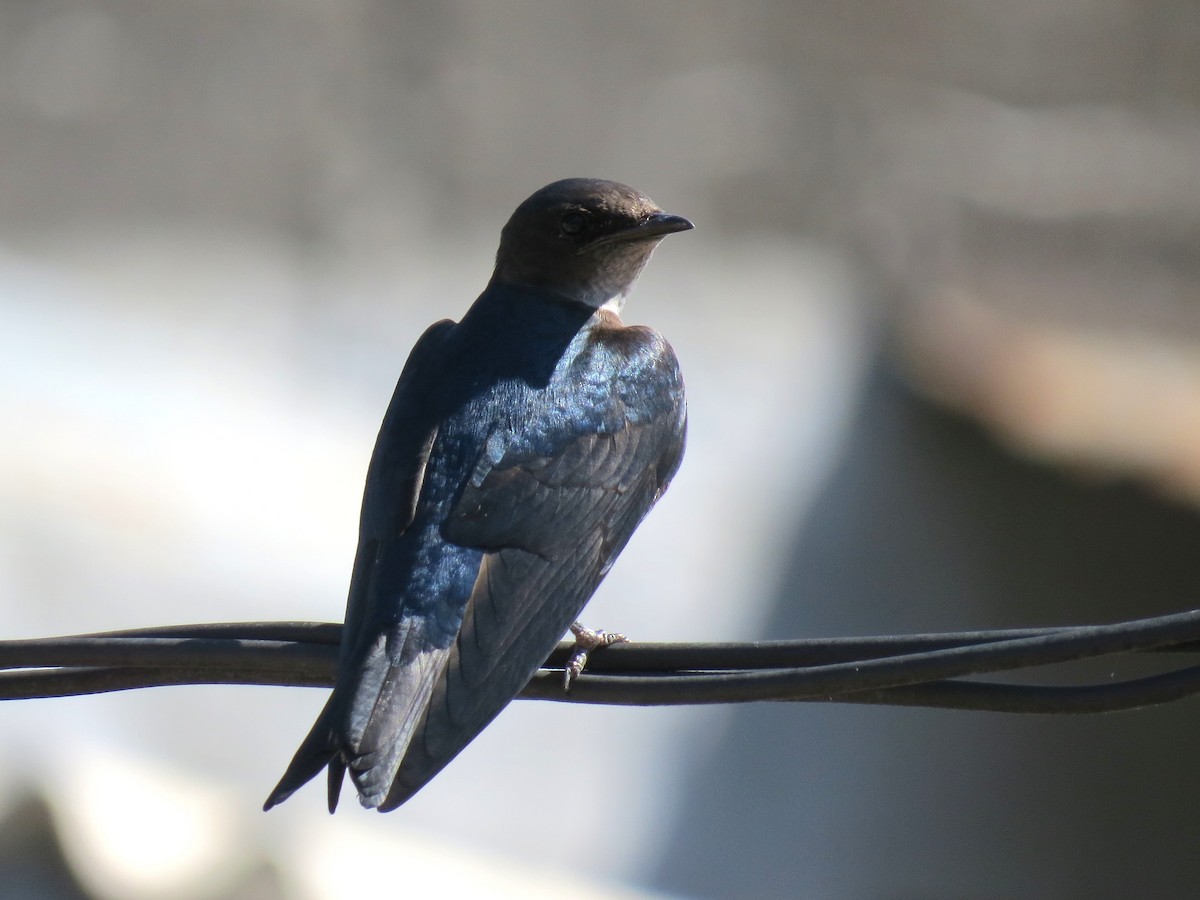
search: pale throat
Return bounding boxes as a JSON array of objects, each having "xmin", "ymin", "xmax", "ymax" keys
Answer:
[
  {"xmin": 600, "ymin": 291, "xmax": 628, "ymax": 314},
  {"xmin": 574, "ymin": 241, "xmax": 658, "ymax": 312},
  {"xmin": 573, "ymin": 274, "xmax": 635, "ymax": 312}
]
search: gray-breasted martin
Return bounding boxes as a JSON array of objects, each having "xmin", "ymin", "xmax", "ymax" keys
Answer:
[{"xmin": 264, "ymin": 178, "xmax": 692, "ymax": 812}]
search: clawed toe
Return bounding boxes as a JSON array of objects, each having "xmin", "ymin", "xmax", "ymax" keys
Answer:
[{"xmin": 563, "ymin": 622, "xmax": 628, "ymax": 691}]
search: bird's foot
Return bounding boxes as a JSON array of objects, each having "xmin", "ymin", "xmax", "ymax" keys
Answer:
[{"xmin": 563, "ymin": 622, "xmax": 627, "ymax": 691}]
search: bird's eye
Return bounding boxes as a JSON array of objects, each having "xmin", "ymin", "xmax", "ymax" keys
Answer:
[{"xmin": 560, "ymin": 212, "xmax": 587, "ymax": 236}]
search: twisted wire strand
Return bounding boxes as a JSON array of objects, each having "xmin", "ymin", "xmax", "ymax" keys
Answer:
[{"xmin": 1, "ymin": 609, "xmax": 1198, "ymax": 714}]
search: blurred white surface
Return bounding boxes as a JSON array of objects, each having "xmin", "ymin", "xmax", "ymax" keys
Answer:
[{"xmin": 0, "ymin": 227, "xmax": 867, "ymax": 895}]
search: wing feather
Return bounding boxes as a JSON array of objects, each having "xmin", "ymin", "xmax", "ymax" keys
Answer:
[
  {"xmin": 265, "ymin": 319, "xmax": 456, "ymax": 811},
  {"xmin": 380, "ymin": 332, "xmax": 686, "ymax": 809},
  {"xmin": 269, "ymin": 315, "xmax": 686, "ymax": 814}
]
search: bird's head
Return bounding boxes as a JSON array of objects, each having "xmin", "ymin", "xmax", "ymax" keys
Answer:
[{"xmin": 491, "ymin": 178, "xmax": 693, "ymax": 313}]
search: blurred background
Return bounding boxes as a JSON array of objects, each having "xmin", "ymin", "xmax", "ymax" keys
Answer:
[{"xmin": 3, "ymin": 2, "xmax": 1200, "ymax": 898}]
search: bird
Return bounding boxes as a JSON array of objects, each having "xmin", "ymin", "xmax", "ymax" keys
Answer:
[{"xmin": 263, "ymin": 178, "xmax": 692, "ymax": 812}]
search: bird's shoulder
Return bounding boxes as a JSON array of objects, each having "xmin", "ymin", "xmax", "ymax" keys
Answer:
[
  {"xmin": 357, "ymin": 318, "xmax": 456, "ymax": 540},
  {"xmin": 583, "ymin": 310, "xmax": 678, "ymax": 366},
  {"xmin": 572, "ymin": 311, "xmax": 684, "ymax": 418},
  {"xmin": 372, "ymin": 317, "xmax": 456, "ymax": 445}
]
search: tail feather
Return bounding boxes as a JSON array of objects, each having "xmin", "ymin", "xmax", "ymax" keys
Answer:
[
  {"xmin": 326, "ymin": 755, "xmax": 347, "ymax": 814},
  {"xmin": 340, "ymin": 629, "xmax": 456, "ymax": 809},
  {"xmin": 263, "ymin": 698, "xmax": 340, "ymax": 812}
]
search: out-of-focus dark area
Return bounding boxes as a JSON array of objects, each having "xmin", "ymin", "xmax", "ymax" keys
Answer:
[{"xmin": 3, "ymin": 2, "xmax": 1199, "ymax": 898}]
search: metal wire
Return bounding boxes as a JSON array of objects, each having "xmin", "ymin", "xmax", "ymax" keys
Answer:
[{"xmin": 1, "ymin": 609, "xmax": 1199, "ymax": 714}]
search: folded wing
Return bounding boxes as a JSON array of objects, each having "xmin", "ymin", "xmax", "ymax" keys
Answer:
[{"xmin": 380, "ymin": 329, "xmax": 686, "ymax": 809}]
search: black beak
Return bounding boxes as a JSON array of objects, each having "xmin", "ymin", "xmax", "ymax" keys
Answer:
[
  {"xmin": 587, "ymin": 211, "xmax": 694, "ymax": 249},
  {"xmin": 635, "ymin": 212, "xmax": 695, "ymax": 239}
]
